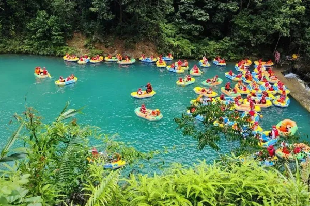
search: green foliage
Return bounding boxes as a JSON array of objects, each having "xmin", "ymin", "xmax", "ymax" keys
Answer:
[{"xmin": 120, "ymin": 160, "xmax": 310, "ymax": 205}]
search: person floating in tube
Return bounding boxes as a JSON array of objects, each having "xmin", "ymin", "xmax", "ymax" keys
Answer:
[{"xmin": 145, "ymin": 83, "xmax": 153, "ymax": 93}]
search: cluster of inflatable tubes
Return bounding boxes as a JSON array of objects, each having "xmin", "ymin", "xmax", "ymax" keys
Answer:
[
  {"xmin": 130, "ymin": 90, "xmax": 156, "ymax": 99},
  {"xmin": 167, "ymin": 66, "xmax": 184, "ymax": 73},
  {"xmin": 254, "ymin": 61, "xmax": 274, "ymax": 67},
  {"xmin": 78, "ymin": 58, "xmax": 90, "ymax": 64},
  {"xmin": 118, "ymin": 59, "xmax": 136, "ymax": 65},
  {"xmin": 104, "ymin": 57, "xmax": 119, "ymax": 62},
  {"xmin": 34, "ymin": 73, "xmax": 51, "ymax": 79},
  {"xmin": 162, "ymin": 56, "xmax": 173, "ymax": 61},
  {"xmin": 243, "ymin": 98, "xmax": 273, "ymax": 108},
  {"xmin": 220, "ymin": 87, "xmax": 240, "ymax": 97},
  {"xmin": 214, "ymin": 96, "xmax": 240, "ymax": 105},
  {"xmin": 198, "ymin": 60, "xmax": 211, "ymax": 68},
  {"xmin": 176, "ymin": 78, "xmax": 195, "ymax": 86},
  {"xmin": 247, "ymin": 93, "xmax": 275, "ymax": 100},
  {"xmin": 225, "ymin": 72, "xmax": 242, "ymax": 81},
  {"xmin": 193, "ymin": 87, "xmax": 218, "ymax": 97},
  {"xmin": 55, "ymin": 77, "xmax": 78, "ymax": 86},
  {"xmin": 134, "ymin": 107, "xmax": 163, "ymax": 121},
  {"xmin": 272, "ymin": 96, "xmax": 290, "ymax": 107},
  {"xmin": 275, "ymin": 148, "xmax": 305, "ymax": 161},
  {"xmin": 213, "ymin": 59, "xmax": 226, "ymax": 66},
  {"xmin": 139, "ymin": 57, "xmax": 158, "ymax": 63},
  {"xmin": 276, "ymin": 119, "xmax": 298, "ymax": 136},
  {"xmin": 63, "ymin": 56, "xmax": 79, "ymax": 62},
  {"xmin": 201, "ymin": 78, "xmax": 223, "ymax": 86},
  {"xmin": 190, "ymin": 69, "xmax": 203, "ymax": 76},
  {"xmin": 156, "ymin": 61, "xmax": 167, "ymax": 68},
  {"xmin": 103, "ymin": 160, "xmax": 126, "ymax": 169},
  {"xmin": 234, "ymin": 103, "xmax": 261, "ymax": 112}
]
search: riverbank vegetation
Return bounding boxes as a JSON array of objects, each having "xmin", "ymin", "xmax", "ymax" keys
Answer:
[
  {"xmin": 0, "ymin": 0, "xmax": 309, "ymax": 60},
  {"xmin": 1, "ymin": 104, "xmax": 310, "ymax": 205}
]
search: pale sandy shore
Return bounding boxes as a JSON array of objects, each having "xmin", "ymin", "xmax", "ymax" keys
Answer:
[{"xmin": 273, "ymin": 67, "xmax": 310, "ymax": 112}]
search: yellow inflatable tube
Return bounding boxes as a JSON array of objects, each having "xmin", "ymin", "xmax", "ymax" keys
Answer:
[
  {"xmin": 131, "ymin": 91, "xmax": 156, "ymax": 99},
  {"xmin": 193, "ymin": 87, "xmax": 218, "ymax": 97}
]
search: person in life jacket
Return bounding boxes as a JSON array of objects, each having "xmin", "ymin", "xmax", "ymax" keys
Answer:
[
  {"xmin": 177, "ymin": 60, "xmax": 182, "ymax": 66},
  {"xmin": 145, "ymin": 83, "xmax": 153, "ymax": 93},
  {"xmin": 179, "ymin": 77, "xmax": 183, "ymax": 83},
  {"xmin": 170, "ymin": 63, "xmax": 175, "ymax": 69},
  {"xmin": 220, "ymin": 94, "xmax": 225, "ymax": 100},
  {"xmin": 293, "ymin": 146, "xmax": 301, "ymax": 154},
  {"xmin": 35, "ymin": 67, "xmax": 40, "ymax": 75},
  {"xmin": 186, "ymin": 75, "xmax": 191, "ymax": 81},
  {"xmin": 203, "ymin": 56, "xmax": 208, "ymax": 62},
  {"xmin": 278, "ymin": 91, "xmax": 286, "ymax": 103},
  {"xmin": 236, "ymin": 73, "xmax": 242, "ymax": 78},
  {"xmin": 137, "ymin": 88, "xmax": 143, "ymax": 95},
  {"xmin": 267, "ymin": 145, "xmax": 275, "ymax": 157},
  {"xmin": 259, "ymin": 95, "xmax": 267, "ymax": 104},
  {"xmin": 268, "ymin": 126, "xmax": 279, "ymax": 139},
  {"xmin": 168, "ymin": 53, "xmax": 172, "ymax": 58},
  {"xmin": 252, "ymin": 122, "xmax": 259, "ymax": 131},
  {"xmin": 125, "ymin": 56, "xmax": 129, "ymax": 61},
  {"xmin": 42, "ymin": 67, "xmax": 48, "ymax": 75},
  {"xmin": 234, "ymin": 97, "xmax": 241, "ymax": 106},
  {"xmin": 249, "ymin": 99, "xmax": 255, "ymax": 110},
  {"xmin": 59, "ymin": 76, "xmax": 65, "ymax": 82},
  {"xmin": 225, "ymin": 82, "xmax": 231, "ymax": 91},
  {"xmin": 193, "ymin": 65, "xmax": 199, "ymax": 73},
  {"xmin": 140, "ymin": 104, "xmax": 147, "ymax": 114},
  {"xmin": 232, "ymin": 88, "xmax": 238, "ymax": 93},
  {"xmin": 183, "ymin": 60, "xmax": 188, "ymax": 67},
  {"xmin": 228, "ymin": 70, "xmax": 233, "ymax": 76},
  {"xmin": 206, "ymin": 87, "xmax": 213, "ymax": 94},
  {"xmin": 108, "ymin": 54, "xmax": 112, "ymax": 59},
  {"xmin": 211, "ymin": 75, "xmax": 218, "ymax": 83}
]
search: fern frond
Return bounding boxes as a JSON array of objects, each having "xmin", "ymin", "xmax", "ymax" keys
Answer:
[{"xmin": 84, "ymin": 170, "xmax": 119, "ymax": 206}]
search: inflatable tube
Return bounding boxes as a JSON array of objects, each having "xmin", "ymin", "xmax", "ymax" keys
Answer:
[
  {"xmin": 221, "ymin": 87, "xmax": 240, "ymax": 97},
  {"xmin": 193, "ymin": 87, "xmax": 218, "ymax": 97},
  {"xmin": 276, "ymin": 119, "xmax": 298, "ymax": 136},
  {"xmin": 190, "ymin": 69, "xmax": 203, "ymax": 76},
  {"xmin": 131, "ymin": 90, "xmax": 156, "ymax": 99},
  {"xmin": 259, "ymin": 85, "xmax": 278, "ymax": 95},
  {"xmin": 243, "ymin": 98, "xmax": 272, "ymax": 108},
  {"xmin": 78, "ymin": 58, "xmax": 90, "ymax": 64},
  {"xmin": 135, "ymin": 107, "xmax": 163, "ymax": 121},
  {"xmin": 166, "ymin": 66, "xmax": 184, "ymax": 73},
  {"xmin": 275, "ymin": 148, "xmax": 305, "ymax": 161},
  {"xmin": 234, "ymin": 84, "xmax": 250, "ymax": 95},
  {"xmin": 156, "ymin": 61, "xmax": 167, "ymax": 68},
  {"xmin": 234, "ymin": 104, "xmax": 261, "ymax": 112},
  {"xmin": 90, "ymin": 56, "xmax": 104, "ymax": 63},
  {"xmin": 225, "ymin": 72, "xmax": 242, "ymax": 81},
  {"xmin": 176, "ymin": 78, "xmax": 195, "ymax": 86},
  {"xmin": 241, "ymin": 76, "xmax": 253, "ymax": 84},
  {"xmin": 213, "ymin": 59, "xmax": 226, "ymax": 66},
  {"xmin": 201, "ymin": 78, "xmax": 223, "ymax": 86},
  {"xmin": 34, "ymin": 73, "xmax": 51, "ymax": 79},
  {"xmin": 272, "ymin": 96, "xmax": 290, "ymax": 107},
  {"xmin": 63, "ymin": 56, "xmax": 79, "ymax": 62},
  {"xmin": 103, "ymin": 160, "xmax": 126, "ymax": 169},
  {"xmin": 162, "ymin": 56, "xmax": 173, "ymax": 61},
  {"xmin": 256, "ymin": 131, "xmax": 278, "ymax": 147},
  {"xmin": 55, "ymin": 77, "xmax": 77, "ymax": 86},
  {"xmin": 104, "ymin": 57, "xmax": 118, "ymax": 62},
  {"xmin": 199, "ymin": 60, "xmax": 211, "ymax": 68},
  {"xmin": 140, "ymin": 57, "xmax": 158, "ymax": 63},
  {"xmin": 118, "ymin": 59, "xmax": 136, "ymax": 65}
]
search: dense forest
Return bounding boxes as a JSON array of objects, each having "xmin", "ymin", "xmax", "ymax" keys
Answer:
[{"xmin": 0, "ymin": 0, "xmax": 309, "ymax": 60}]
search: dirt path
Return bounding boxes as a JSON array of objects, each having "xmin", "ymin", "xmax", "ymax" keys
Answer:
[{"xmin": 273, "ymin": 67, "xmax": 310, "ymax": 112}]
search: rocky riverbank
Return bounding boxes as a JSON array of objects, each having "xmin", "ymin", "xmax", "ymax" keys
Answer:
[{"xmin": 274, "ymin": 66, "xmax": 310, "ymax": 112}]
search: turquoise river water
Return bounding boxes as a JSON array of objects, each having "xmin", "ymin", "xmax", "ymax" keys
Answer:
[{"xmin": 1, "ymin": 55, "xmax": 310, "ymax": 171}]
